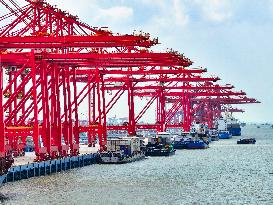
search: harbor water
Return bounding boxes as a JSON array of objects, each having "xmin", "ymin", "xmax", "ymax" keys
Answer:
[{"xmin": 1, "ymin": 125, "xmax": 273, "ymax": 205}]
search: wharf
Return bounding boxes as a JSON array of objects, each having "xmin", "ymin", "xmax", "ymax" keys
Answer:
[
  {"xmin": 13, "ymin": 144, "xmax": 99, "ymax": 167},
  {"xmin": 3, "ymin": 145, "xmax": 99, "ymax": 184}
]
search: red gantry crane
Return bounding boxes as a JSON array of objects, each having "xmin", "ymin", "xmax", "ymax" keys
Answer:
[{"xmin": 0, "ymin": 0, "xmax": 260, "ymax": 176}]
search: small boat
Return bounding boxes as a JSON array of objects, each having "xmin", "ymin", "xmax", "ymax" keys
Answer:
[
  {"xmin": 218, "ymin": 131, "xmax": 232, "ymax": 139},
  {"xmin": 145, "ymin": 132, "xmax": 176, "ymax": 156},
  {"xmin": 237, "ymin": 138, "xmax": 256, "ymax": 144}
]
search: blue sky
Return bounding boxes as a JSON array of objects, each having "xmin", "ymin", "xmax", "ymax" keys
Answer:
[{"xmin": 47, "ymin": 0, "xmax": 273, "ymax": 123}]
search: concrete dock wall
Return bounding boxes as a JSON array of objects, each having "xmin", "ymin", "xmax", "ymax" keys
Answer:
[{"xmin": 4, "ymin": 153, "xmax": 98, "ymax": 183}]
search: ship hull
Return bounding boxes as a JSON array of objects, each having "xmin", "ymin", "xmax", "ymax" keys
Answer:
[
  {"xmin": 145, "ymin": 149, "xmax": 176, "ymax": 157},
  {"xmin": 228, "ymin": 127, "xmax": 241, "ymax": 136},
  {"xmin": 98, "ymin": 153, "xmax": 145, "ymax": 164},
  {"xmin": 174, "ymin": 141, "xmax": 209, "ymax": 149},
  {"xmin": 218, "ymin": 132, "xmax": 232, "ymax": 139}
]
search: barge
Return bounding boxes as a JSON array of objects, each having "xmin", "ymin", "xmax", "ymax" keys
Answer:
[
  {"xmin": 98, "ymin": 151, "xmax": 145, "ymax": 164},
  {"xmin": 98, "ymin": 137, "xmax": 146, "ymax": 164}
]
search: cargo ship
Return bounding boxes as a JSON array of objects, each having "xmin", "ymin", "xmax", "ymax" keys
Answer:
[
  {"xmin": 98, "ymin": 137, "xmax": 145, "ymax": 164},
  {"xmin": 227, "ymin": 118, "xmax": 241, "ymax": 136},
  {"xmin": 217, "ymin": 118, "xmax": 232, "ymax": 139},
  {"xmin": 145, "ymin": 132, "xmax": 176, "ymax": 156}
]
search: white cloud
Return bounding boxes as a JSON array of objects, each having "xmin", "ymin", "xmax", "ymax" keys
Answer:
[
  {"xmin": 268, "ymin": 0, "xmax": 273, "ymax": 18},
  {"xmin": 137, "ymin": 0, "xmax": 168, "ymax": 8},
  {"xmin": 46, "ymin": 0, "xmax": 133, "ymax": 28},
  {"xmin": 145, "ymin": 0, "xmax": 189, "ymax": 29},
  {"xmin": 93, "ymin": 6, "xmax": 133, "ymax": 24},
  {"xmin": 173, "ymin": 0, "xmax": 189, "ymax": 26},
  {"xmin": 193, "ymin": 0, "xmax": 233, "ymax": 22}
]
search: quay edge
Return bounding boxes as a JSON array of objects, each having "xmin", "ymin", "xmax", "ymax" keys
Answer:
[{"xmin": 1, "ymin": 153, "xmax": 98, "ymax": 185}]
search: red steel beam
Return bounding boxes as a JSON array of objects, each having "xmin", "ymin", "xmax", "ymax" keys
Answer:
[{"xmin": 0, "ymin": 35, "xmax": 158, "ymax": 48}]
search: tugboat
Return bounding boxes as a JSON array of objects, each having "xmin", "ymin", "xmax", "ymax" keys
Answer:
[
  {"xmin": 146, "ymin": 132, "xmax": 176, "ymax": 156},
  {"xmin": 185, "ymin": 138, "xmax": 209, "ymax": 149},
  {"xmin": 237, "ymin": 138, "xmax": 256, "ymax": 144},
  {"xmin": 98, "ymin": 137, "xmax": 145, "ymax": 164},
  {"xmin": 174, "ymin": 134, "xmax": 209, "ymax": 149}
]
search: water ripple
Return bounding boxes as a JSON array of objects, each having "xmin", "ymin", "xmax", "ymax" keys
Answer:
[{"xmin": 1, "ymin": 125, "xmax": 273, "ymax": 205}]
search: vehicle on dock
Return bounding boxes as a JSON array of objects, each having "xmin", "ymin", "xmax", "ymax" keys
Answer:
[
  {"xmin": 98, "ymin": 137, "xmax": 146, "ymax": 164},
  {"xmin": 145, "ymin": 132, "xmax": 176, "ymax": 157},
  {"xmin": 237, "ymin": 138, "xmax": 256, "ymax": 144}
]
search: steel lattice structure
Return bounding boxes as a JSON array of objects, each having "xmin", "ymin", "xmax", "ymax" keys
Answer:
[{"xmin": 0, "ymin": 0, "xmax": 259, "ymax": 174}]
